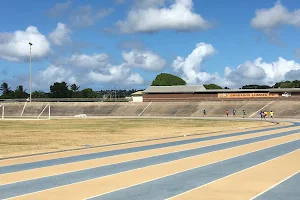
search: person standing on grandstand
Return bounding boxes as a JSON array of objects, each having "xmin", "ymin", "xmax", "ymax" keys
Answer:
[
  {"xmin": 270, "ymin": 111, "xmax": 274, "ymax": 120},
  {"xmin": 243, "ymin": 110, "xmax": 246, "ymax": 118},
  {"xmin": 233, "ymin": 109, "xmax": 236, "ymax": 117},
  {"xmin": 203, "ymin": 109, "xmax": 206, "ymax": 116},
  {"xmin": 226, "ymin": 110, "xmax": 229, "ymax": 117}
]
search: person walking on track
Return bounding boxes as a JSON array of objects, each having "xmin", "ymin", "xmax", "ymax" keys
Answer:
[
  {"xmin": 233, "ymin": 109, "xmax": 236, "ymax": 117},
  {"xmin": 270, "ymin": 111, "xmax": 274, "ymax": 120},
  {"xmin": 260, "ymin": 111, "xmax": 264, "ymax": 120},
  {"xmin": 264, "ymin": 111, "xmax": 268, "ymax": 120},
  {"xmin": 243, "ymin": 110, "xmax": 246, "ymax": 118}
]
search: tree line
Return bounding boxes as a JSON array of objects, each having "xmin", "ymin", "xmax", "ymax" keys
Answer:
[
  {"xmin": 1, "ymin": 73, "xmax": 300, "ymax": 99},
  {"xmin": 151, "ymin": 73, "xmax": 300, "ymax": 90},
  {"xmin": 0, "ymin": 82, "xmax": 141, "ymax": 99},
  {"xmin": 241, "ymin": 80, "xmax": 300, "ymax": 89}
]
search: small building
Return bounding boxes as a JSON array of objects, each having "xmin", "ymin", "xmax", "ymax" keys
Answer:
[
  {"xmin": 131, "ymin": 91, "xmax": 144, "ymax": 102},
  {"xmin": 142, "ymin": 86, "xmax": 300, "ymax": 102}
]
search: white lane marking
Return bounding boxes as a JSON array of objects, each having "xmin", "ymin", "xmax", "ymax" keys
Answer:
[
  {"xmin": 4, "ymin": 139, "xmax": 300, "ymax": 199},
  {"xmin": 166, "ymin": 149, "xmax": 300, "ymax": 200},
  {"xmin": 138, "ymin": 102, "xmax": 152, "ymax": 116},
  {"xmin": 6, "ymin": 139, "xmax": 299, "ymax": 200},
  {"xmin": 3, "ymin": 117, "xmax": 265, "ymax": 165},
  {"xmin": 1, "ymin": 127, "xmax": 298, "ymax": 186},
  {"xmin": 2, "ymin": 124, "xmax": 289, "ymax": 170},
  {"xmin": 83, "ymin": 140, "xmax": 300, "ymax": 199},
  {"xmin": 249, "ymin": 170, "xmax": 300, "ymax": 200}
]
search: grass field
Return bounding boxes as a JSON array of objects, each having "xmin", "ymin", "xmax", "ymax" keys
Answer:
[{"xmin": 0, "ymin": 118, "xmax": 273, "ymax": 158}]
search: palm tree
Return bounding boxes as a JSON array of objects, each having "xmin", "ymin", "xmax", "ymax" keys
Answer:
[
  {"xmin": 70, "ymin": 84, "xmax": 80, "ymax": 92},
  {"xmin": 0, "ymin": 82, "xmax": 10, "ymax": 95},
  {"xmin": 16, "ymin": 85, "xmax": 24, "ymax": 92},
  {"xmin": 70, "ymin": 84, "xmax": 80, "ymax": 98},
  {"xmin": 14, "ymin": 85, "xmax": 28, "ymax": 98}
]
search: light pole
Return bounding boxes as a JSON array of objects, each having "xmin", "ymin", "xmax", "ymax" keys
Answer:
[{"xmin": 29, "ymin": 42, "xmax": 32, "ymax": 102}]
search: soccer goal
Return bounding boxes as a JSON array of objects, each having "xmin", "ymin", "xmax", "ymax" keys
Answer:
[
  {"xmin": 0, "ymin": 103, "xmax": 51, "ymax": 120},
  {"xmin": 38, "ymin": 104, "xmax": 51, "ymax": 120},
  {"xmin": 0, "ymin": 104, "xmax": 4, "ymax": 120}
]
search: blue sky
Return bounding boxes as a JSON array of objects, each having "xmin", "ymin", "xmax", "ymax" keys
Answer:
[{"xmin": 0, "ymin": 0, "xmax": 300, "ymax": 91}]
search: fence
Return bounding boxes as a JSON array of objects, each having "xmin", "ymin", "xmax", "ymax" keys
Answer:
[{"xmin": 0, "ymin": 98, "xmax": 130, "ymax": 102}]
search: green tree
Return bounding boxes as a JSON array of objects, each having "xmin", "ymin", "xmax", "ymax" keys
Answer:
[
  {"xmin": 81, "ymin": 88, "xmax": 97, "ymax": 98},
  {"xmin": 32, "ymin": 90, "xmax": 48, "ymax": 98},
  {"xmin": 241, "ymin": 84, "xmax": 271, "ymax": 89},
  {"xmin": 70, "ymin": 84, "xmax": 80, "ymax": 92},
  {"xmin": 203, "ymin": 84, "xmax": 223, "ymax": 90},
  {"xmin": 0, "ymin": 82, "xmax": 11, "ymax": 95},
  {"xmin": 70, "ymin": 84, "xmax": 80, "ymax": 98},
  {"xmin": 0, "ymin": 82, "xmax": 15, "ymax": 99},
  {"xmin": 50, "ymin": 82, "xmax": 70, "ymax": 98},
  {"xmin": 273, "ymin": 80, "xmax": 300, "ymax": 88},
  {"xmin": 14, "ymin": 85, "xmax": 28, "ymax": 98},
  {"xmin": 151, "ymin": 73, "xmax": 186, "ymax": 86}
]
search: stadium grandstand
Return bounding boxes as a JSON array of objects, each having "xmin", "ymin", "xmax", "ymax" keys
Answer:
[{"xmin": 142, "ymin": 86, "xmax": 300, "ymax": 102}]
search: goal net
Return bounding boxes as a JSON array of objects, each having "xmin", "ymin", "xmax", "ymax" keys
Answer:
[
  {"xmin": 0, "ymin": 103, "xmax": 51, "ymax": 120},
  {"xmin": 38, "ymin": 104, "xmax": 51, "ymax": 120},
  {"xmin": 0, "ymin": 104, "xmax": 4, "ymax": 120}
]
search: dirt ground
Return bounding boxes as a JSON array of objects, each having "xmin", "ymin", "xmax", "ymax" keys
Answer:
[{"xmin": 0, "ymin": 118, "xmax": 272, "ymax": 158}]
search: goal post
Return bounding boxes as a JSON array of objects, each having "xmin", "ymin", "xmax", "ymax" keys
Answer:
[
  {"xmin": 0, "ymin": 104, "xmax": 4, "ymax": 120},
  {"xmin": 38, "ymin": 104, "xmax": 51, "ymax": 120}
]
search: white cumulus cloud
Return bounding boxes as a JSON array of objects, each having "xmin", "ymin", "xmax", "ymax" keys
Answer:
[
  {"xmin": 47, "ymin": 1, "xmax": 72, "ymax": 17},
  {"xmin": 67, "ymin": 53, "xmax": 110, "ymax": 69},
  {"xmin": 49, "ymin": 22, "xmax": 71, "ymax": 46},
  {"xmin": 33, "ymin": 65, "xmax": 77, "ymax": 89},
  {"xmin": 172, "ymin": 42, "xmax": 217, "ymax": 84},
  {"xmin": 40, "ymin": 52, "xmax": 145, "ymax": 87},
  {"xmin": 134, "ymin": 0, "xmax": 168, "ymax": 8},
  {"xmin": 122, "ymin": 50, "xmax": 167, "ymax": 71},
  {"xmin": 70, "ymin": 5, "xmax": 114, "ymax": 28},
  {"xmin": 251, "ymin": 1, "xmax": 300, "ymax": 30},
  {"xmin": 87, "ymin": 64, "xmax": 144, "ymax": 85},
  {"xmin": 117, "ymin": 0, "xmax": 210, "ymax": 33},
  {"xmin": 0, "ymin": 26, "xmax": 51, "ymax": 62},
  {"xmin": 172, "ymin": 42, "xmax": 300, "ymax": 88},
  {"xmin": 223, "ymin": 57, "xmax": 300, "ymax": 88}
]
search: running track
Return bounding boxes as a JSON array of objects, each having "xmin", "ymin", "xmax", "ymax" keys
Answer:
[{"xmin": 0, "ymin": 122, "xmax": 299, "ymax": 199}]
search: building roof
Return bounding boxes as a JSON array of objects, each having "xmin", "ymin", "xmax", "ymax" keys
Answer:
[
  {"xmin": 203, "ymin": 88, "xmax": 300, "ymax": 93},
  {"xmin": 143, "ymin": 86, "xmax": 300, "ymax": 94},
  {"xmin": 143, "ymin": 85, "xmax": 207, "ymax": 93},
  {"xmin": 131, "ymin": 91, "xmax": 144, "ymax": 96}
]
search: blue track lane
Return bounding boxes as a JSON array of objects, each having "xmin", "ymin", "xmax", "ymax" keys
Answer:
[
  {"xmin": 0, "ymin": 125, "xmax": 290, "ymax": 175},
  {"xmin": 0, "ymin": 130, "xmax": 298, "ymax": 199},
  {"xmin": 255, "ymin": 172, "xmax": 300, "ymax": 200},
  {"xmin": 88, "ymin": 140, "xmax": 300, "ymax": 200}
]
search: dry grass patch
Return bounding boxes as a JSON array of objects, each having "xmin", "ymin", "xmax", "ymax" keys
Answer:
[{"xmin": 0, "ymin": 118, "xmax": 272, "ymax": 158}]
